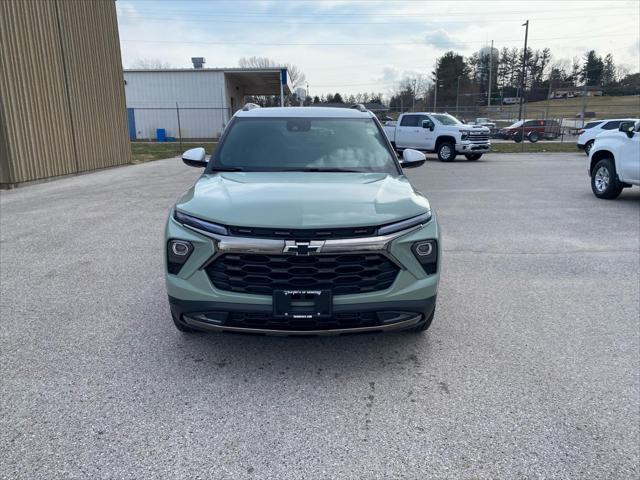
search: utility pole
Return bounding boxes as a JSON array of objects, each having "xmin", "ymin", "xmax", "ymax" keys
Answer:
[
  {"xmin": 412, "ymin": 78, "xmax": 416, "ymax": 111},
  {"xmin": 517, "ymin": 20, "xmax": 529, "ymax": 121},
  {"xmin": 545, "ymin": 70, "xmax": 554, "ymax": 119},
  {"xmin": 456, "ymin": 76, "xmax": 461, "ymax": 115},
  {"xmin": 434, "ymin": 70, "xmax": 438, "ymax": 112},
  {"xmin": 487, "ymin": 40, "xmax": 494, "ymax": 107},
  {"xmin": 581, "ymin": 78, "xmax": 588, "ymax": 126}
]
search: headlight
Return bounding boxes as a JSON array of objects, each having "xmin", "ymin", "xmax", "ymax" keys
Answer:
[
  {"xmin": 377, "ymin": 211, "xmax": 431, "ymax": 236},
  {"xmin": 460, "ymin": 130, "xmax": 470, "ymax": 141},
  {"xmin": 174, "ymin": 210, "xmax": 228, "ymax": 236},
  {"xmin": 167, "ymin": 239, "xmax": 193, "ymax": 274},
  {"xmin": 411, "ymin": 239, "xmax": 438, "ymax": 274}
]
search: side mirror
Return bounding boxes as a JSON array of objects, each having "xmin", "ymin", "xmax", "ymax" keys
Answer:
[
  {"xmin": 182, "ymin": 147, "xmax": 207, "ymax": 168},
  {"xmin": 619, "ymin": 122, "xmax": 635, "ymax": 138},
  {"xmin": 422, "ymin": 120, "xmax": 434, "ymax": 131},
  {"xmin": 400, "ymin": 148, "xmax": 426, "ymax": 168}
]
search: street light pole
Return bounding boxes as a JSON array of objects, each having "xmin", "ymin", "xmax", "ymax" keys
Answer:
[
  {"xmin": 517, "ymin": 20, "xmax": 529, "ymax": 121},
  {"xmin": 487, "ymin": 39, "xmax": 494, "ymax": 107},
  {"xmin": 434, "ymin": 71, "xmax": 438, "ymax": 112},
  {"xmin": 412, "ymin": 79, "xmax": 416, "ymax": 111},
  {"xmin": 456, "ymin": 76, "xmax": 461, "ymax": 115}
]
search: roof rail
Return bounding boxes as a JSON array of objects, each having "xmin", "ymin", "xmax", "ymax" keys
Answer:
[
  {"xmin": 350, "ymin": 104, "xmax": 367, "ymax": 112},
  {"xmin": 242, "ymin": 103, "xmax": 261, "ymax": 111}
]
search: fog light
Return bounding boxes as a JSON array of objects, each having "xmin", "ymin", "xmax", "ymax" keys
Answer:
[
  {"xmin": 411, "ymin": 240, "xmax": 438, "ymax": 274},
  {"xmin": 171, "ymin": 241, "xmax": 190, "ymax": 256},
  {"xmin": 415, "ymin": 242, "xmax": 433, "ymax": 256},
  {"xmin": 167, "ymin": 239, "xmax": 194, "ymax": 274}
]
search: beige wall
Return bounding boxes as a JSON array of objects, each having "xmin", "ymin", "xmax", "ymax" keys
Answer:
[{"xmin": 0, "ymin": 0, "xmax": 130, "ymax": 188}]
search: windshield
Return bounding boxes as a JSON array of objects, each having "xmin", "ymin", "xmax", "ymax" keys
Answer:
[
  {"xmin": 210, "ymin": 117, "xmax": 399, "ymax": 174},
  {"xmin": 507, "ymin": 120, "xmax": 523, "ymax": 128},
  {"xmin": 584, "ymin": 121, "xmax": 602, "ymax": 129},
  {"xmin": 431, "ymin": 114, "xmax": 461, "ymax": 125}
]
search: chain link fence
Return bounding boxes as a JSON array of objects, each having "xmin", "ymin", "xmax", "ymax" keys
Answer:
[{"xmin": 127, "ymin": 105, "xmax": 231, "ymax": 144}]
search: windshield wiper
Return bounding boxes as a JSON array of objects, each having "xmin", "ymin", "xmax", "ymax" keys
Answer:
[{"xmin": 210, "ymin": 166, "xmax": 244, "ymax": 172}]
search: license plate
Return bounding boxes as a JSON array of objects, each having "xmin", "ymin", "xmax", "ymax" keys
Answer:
[{"xmin": 273, "ymin": 289, "xmax": 332, "ymax": 319}]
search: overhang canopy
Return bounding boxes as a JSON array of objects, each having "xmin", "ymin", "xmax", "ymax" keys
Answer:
[{"xmin": 224, "ymin": 69, "xmax": 291, "ymax": 96}]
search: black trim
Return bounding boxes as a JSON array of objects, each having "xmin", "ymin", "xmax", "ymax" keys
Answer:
[
  {"xmin": 169, "ymin": 295, "xmax": 436, "ymax": 320},
  {"xmin": 168, "ymin": 295, "xmax": 436, "ymax": 332}
]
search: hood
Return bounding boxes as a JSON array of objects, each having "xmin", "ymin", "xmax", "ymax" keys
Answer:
[{"xmin": 175, "ymin": 172, "xmax": 430, "ymax": 229}]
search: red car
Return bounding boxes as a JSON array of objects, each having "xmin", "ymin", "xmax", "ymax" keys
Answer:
[{"xmin": 498, "ymin": 119, "xmax": 561, "ymax": 142}]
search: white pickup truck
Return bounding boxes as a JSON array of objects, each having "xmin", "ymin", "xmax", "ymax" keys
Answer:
[{"xmin": 383, "ymin": 112, "xmax": 491, "ymax": 162}]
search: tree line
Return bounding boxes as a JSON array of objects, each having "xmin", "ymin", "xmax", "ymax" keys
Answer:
[{"xmin": 388, "ymin": 48, "xmax": 639, "ymax": 112}]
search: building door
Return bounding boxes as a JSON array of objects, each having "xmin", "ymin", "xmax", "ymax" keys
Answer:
[{"xmin": 127, "ymin": 108, "xmax": 136, "ymax": 140}]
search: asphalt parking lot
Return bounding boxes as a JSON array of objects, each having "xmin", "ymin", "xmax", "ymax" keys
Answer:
[{"xmin": 1, "ymin": 152, "xmax": 638, "ymax": 479}]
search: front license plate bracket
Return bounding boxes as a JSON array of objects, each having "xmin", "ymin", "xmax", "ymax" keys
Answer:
[{"xmin": 273, "ymin": 290, "xmax": 332, "ymax": 319}]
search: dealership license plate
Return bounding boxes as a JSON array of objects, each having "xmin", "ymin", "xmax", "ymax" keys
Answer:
[{"xmin": 273, "ymin": 290, "xmax": 332, "ymax": 319}]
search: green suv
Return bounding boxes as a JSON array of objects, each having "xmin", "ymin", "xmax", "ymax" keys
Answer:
[{"xmin": 165, "ymin": 106, "xmax": 441, "ymax": 335}]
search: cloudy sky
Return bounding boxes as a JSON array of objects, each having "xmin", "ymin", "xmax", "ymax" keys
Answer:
[{"xmin": 116, "ymin": 0, "xmax": 640, "ymax": 96}]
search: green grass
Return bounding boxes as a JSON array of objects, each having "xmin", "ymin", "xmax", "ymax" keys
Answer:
[
  {"xmin": 489, "ymin": 142, "xmax": 580, "ymax": 153},
  {"xmin": 130, "ymin": 142, "xmax": 217, "ymax": 163},
  {"xmin": 484, "ymin": 95, "xmax": 640, "ymax": 119}
]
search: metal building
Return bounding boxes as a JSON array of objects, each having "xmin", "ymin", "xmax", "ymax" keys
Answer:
[
  {"xmin": 124, "ymin": 68, "xmax": 291, "ymax": 140},
  {"xmin": 0, "ymin": 0, "xmax": 130, "ymax": 188}
]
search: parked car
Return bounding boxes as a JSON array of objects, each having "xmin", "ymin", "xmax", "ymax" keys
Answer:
[
  {"xmin": 577, "ymin": 118, "xmax": 639, "ymax": 155},
  {"xmin": 474, "ymin": 117, "xmax": 497, "ymax": 135},
  {"xmin": 498, "ymin": 119, "xmax": 561, "ymax": 142},
  {"xmin": 502, "ymin": 97, "xmax": 521, "ymax": 105},
  {"xmin": 166, "ymin": 105, "xmax": 440, "ymax": 335},
  {"xmin": 383, "ymin": 112, "xmax": 491, "ymax": 161},
  {"xmin": 588, "ymin": 121, "xmax": 640, "ymax": 199}
]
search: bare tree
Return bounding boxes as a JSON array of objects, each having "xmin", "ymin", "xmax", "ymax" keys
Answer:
[
  {"xmin": 130, "ymin": 58, "xmax": 172, "ymax": 69},
  {"xmin": 238, "ymin": 56, "xmax": 306, "ymax": 87}
]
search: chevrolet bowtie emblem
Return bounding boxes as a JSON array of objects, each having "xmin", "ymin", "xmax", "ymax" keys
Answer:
[{"xmin": 283, "ymin": 240, "xmax": 324, "ymax": 255}]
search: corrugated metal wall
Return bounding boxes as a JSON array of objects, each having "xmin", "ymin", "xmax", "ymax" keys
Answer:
[
  {"xmin": 124, "ymin": 71, "xmax": 229, "ymax": 139},
  {"xmin": 0, "ymin": 0, "xmax": 130, "ymax": 188}
]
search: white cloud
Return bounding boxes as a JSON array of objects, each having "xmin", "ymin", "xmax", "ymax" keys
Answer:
[{"xmin": 116, "ymin": 0, "xmax": 640, "ymax": 95}]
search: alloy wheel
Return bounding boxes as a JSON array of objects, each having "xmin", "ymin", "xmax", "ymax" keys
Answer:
[{"xmin": 594, "ymin": 166, "xmax": 610, "ymax": 192}]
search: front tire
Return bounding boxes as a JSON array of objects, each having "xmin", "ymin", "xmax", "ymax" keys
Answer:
[
  {"xmin": 584, "ymin": 140, "xmax": 594, "ymax": 156},
  {"xmin": 465, "ymin": 153, "xmax": 482, "ymax": 161},
  {"xmin": 591, "ymin": 159, "xmax": 623, "ymax": 199},
  {"xmin": 437, "ymin": 142, "xmax": 456, "ymax": 162},
  {"xmin": 528, "ymin": 132, "xmax": 540, "ymax": 143},
  {"xmin": 513, "ymin": 133, "xmax": 523, "ymax": 143}
]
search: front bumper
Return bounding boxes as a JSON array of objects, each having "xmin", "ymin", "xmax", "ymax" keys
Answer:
[
  {"xmin": 456, "ymin": 141, "xmax": 491, "ymax": 153},
  {"xmin": 576, "ymin": 143, "xmax": 585, "ymax": 150},
  {"xmin": 170, "ymin": 296, "xmax": 436, "ymax": 335},
  {"xmin": 165, "ymin": 212, "xmax": 441, "ymax": 334}
]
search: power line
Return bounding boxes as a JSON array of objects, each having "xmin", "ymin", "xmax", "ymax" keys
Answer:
[
  {"xmin": 119, "ymin": 5, "xmax": 632, "ymax": 18},
  {"xmin": 117, "ymin": 12, "xmax": 637, "ymax": 25},
  {"xmin": 120, "ymin": 33, "xmax": 631, "ymax": 47}
]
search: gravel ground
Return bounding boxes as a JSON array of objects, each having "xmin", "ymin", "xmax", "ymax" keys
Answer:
[{"xmin": 1, "ymin": 152, "xmax": 638, "ymax": 479}]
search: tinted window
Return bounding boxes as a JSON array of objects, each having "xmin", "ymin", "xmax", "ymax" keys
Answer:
[
  {"xmin": 584, "ymin": 121, "xmax": 603, "ymax": 129},
  {"xmin": 400, "ymin": 115, "xmax": 419, "ymax": 127},
  {"xmin": 523, "ymin": 121, "xmax": 538, "ymax": 127},
  {"xmin": 602, "ymin": 121, "xmax": 622, "ymax": 130},
  {"xmin": 211, "ymin": 117, "xmax": 399, "ymax": 175},
  {"xmin": 431, "ymin": 114, "xmax": 461, "ymax": 125}
]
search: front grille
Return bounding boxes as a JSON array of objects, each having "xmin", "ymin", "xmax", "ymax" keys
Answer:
[
  {"xmin": 227, "ymin": 225, "xmax": 377, "ymax": 239},
  {"xmin": 225, "ymin": 311, "xmax": 380, "ymax": 331},
  {"xmin": 469, "ymin": 133, "xmax": 490, "ymax": 143},
  {"xmin": 206, "ymin": 253, "xmax": 399, "ymax": 295}
]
